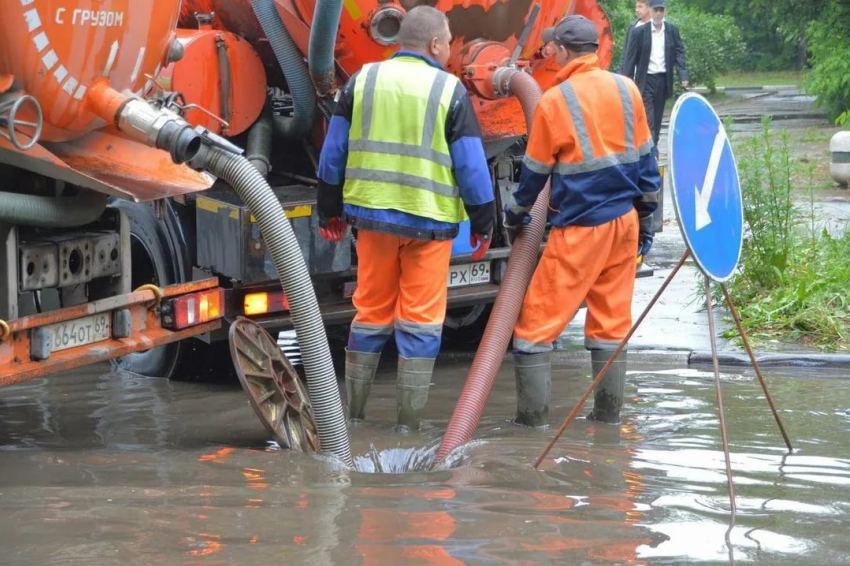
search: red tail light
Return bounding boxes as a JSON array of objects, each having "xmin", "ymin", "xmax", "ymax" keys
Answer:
[{"xmin": 162, "ymin": 288, "xmax": 224, "ymax": 330}]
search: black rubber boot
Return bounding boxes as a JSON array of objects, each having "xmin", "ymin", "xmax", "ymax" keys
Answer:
[
  {"xmin": 344, "ymin": 349, "xmax": 380, "ymax": 422},
  {"xmin": 588, "ymin": 349, "xmax": 627, "ymax": 424},
  {"xmin": 514, "ymin": 352, "xmax": 551, "ymax": 427},
  {"xmin": 396, "ymin": 356, "xmax": 435, "ymax": 431}
]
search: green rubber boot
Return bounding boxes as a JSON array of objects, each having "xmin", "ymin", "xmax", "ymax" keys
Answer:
[
  {"xmin": 587, "ymin": 349, "xmax": 627, "ymax": 424},
  {"xmin": 345, "ymin": 349, "xmax": 381, "ymax": 422},
  {"xmin": 396, "ymin": 356, "xmax": 435, "ymax": 432},
  {"xmin": 514, "ymin": 352, "xmax": 551, "ymax": 427}
]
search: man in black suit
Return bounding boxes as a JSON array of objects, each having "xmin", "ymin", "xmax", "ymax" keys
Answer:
[
  {"xmin": 621, "ymin": 0, "xmax": 689, "ymax": 150},
  {"xmin": 615, "ymin": 0, "xmax": 651, "ymax": 75}
]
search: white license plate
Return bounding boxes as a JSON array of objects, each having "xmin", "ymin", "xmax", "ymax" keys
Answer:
[
  {"xmin": 448, "ymin": 261, "xmax": 490, "ymax": 288},
  {"xmin": 44, "ymin": 314, "xmax": 111, "ymax": 353}
]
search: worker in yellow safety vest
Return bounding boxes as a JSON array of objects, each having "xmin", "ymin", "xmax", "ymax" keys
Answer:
[{"xmin": 316, "ymin": 6, "xmax": 496, "ymax": 431}]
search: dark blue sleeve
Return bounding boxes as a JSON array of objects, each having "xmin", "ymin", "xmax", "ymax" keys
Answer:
[
  {"xmin": 512, "ymin": 163, "xmax": 550, "ymax": 212},
  {"xmin": 317, "ymin": 115, "xmax": 350, "ymax": 186},
  {"xmin": 450, "ymin": 137, "xmax": 492, "ymax": 206},
  {"xmin": 445, "ymin": 80, "xmax": 495, "ymax": 236},
  {"xmin": 635, "ymin": 151, "xmax": 661, "ymax": 217}
]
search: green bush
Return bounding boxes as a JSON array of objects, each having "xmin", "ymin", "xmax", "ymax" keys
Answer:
[
  {"xmin": 722, "ymin": 118, "xmax": 850, "ymax": 350},
  {"xmin": 804, "ymin": 2, "xmax": 850, "ymax": 125},
  {"xmin": 673, "ymin": 7, "xmax": 746, "ymax": 91},
  {"xmin": 598, "ymin": 1, "xmax": 746, "ymax": 91}
]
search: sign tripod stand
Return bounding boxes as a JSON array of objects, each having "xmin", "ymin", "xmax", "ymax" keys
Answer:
[{"xmin": 533, "ymin": 94, "xmax": 794, "ymax": 527}]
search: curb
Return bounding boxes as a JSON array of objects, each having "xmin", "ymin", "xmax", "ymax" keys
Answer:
[
  {"xmin": 440, "ymin": 349, "xmax": 850, "ymax": 369},
  {"xmin": 689, "ymin": 351, "xmax": 850, "ymax": 369}
]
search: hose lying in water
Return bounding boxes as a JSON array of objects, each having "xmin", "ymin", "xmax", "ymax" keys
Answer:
[
  {"xmin": 0, "ymin": 189, "xmax": 107, "ymax": 228},
  {"xmin": 203, "ymin": 146, "xmax": 353, "ymax": 468},
  {"xmin": 251, "ymin": 0, "xmax": 316, "ymax": 139},
  {"xmin": 434, "ymin": 71, "xmax": 550, "ymax": 465}
]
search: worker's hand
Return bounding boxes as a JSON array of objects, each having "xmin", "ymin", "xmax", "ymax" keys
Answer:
[
  {"xmin": 469, "ymin": 231, "xmax": 491, "ymax": 261},
  {"xmin": 681, "ymin": 80, "xmax": 689, "ymax": 89},
  {"xmin": 504, "ymin": 205, "xmax": 532, "ymax": 246},
  {"xmin": 319, "ymin": 216, "xmax": 346, "ymax": 242},
  {"xmin": 637, "ymin": 214, "xmax": 654, "ymax": 259}
]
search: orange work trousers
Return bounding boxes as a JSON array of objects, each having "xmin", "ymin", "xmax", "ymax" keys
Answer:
[
  {"xmin": 514, "ymin": 209, "xmax": 639, "ymax": 352},
  {"xmin": 349, "ymin": 230, "xmax": 453, "ymax": 359}
]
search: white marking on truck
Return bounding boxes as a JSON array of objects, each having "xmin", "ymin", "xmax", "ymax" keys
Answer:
[
  {"xmin": 74, "ymin": 84, "xmax": 87, "ymax": 101},
  {"xmin": 23, "ymin": 8, "xmax": 41, "ymax": 31},
  {"xmin": 42, "ymin": 49, "xmax": 58, "ymax": 71},
  {"xmin": 53, "ymin": 64, "xmax": 68, "ymax": 84},
  {"xmin": 32, "ymin": 31, "xmax": 48, "ymax": 52},
  {"xmin": 130, "ymin": 47, "xmax": 146, "ymax": 83},
  {"xmin": 62, "ymin": 77, "xmax": 78, "ymax": 95},
  {"xmin": 103, "ymin": 40, "xmax": 119, "ymax": 77},
  {"xmin": 71, "ymin": 9, "xmax": 124, "ymax": 27},
  {"xmin": 54, "ymin": 7, "xmax": 65, "ymax": 24}
]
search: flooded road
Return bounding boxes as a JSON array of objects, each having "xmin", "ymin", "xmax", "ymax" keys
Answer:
[{"xmin": 2, "ymin": 359, "xmax": 849, "ymax": 565}]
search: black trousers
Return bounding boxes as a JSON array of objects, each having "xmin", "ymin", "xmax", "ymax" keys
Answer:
[{"xmin": 642, "ymin": 73, "xmax": 668, "ymax": 149}]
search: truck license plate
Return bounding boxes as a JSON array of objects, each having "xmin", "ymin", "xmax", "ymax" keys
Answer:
[
  {"xmin": 448, "ymin": 261, "xmax": 490, "ymax": 288},
  {"xmin": 44, "ymin": 314, "xmax": 111, "ymax": 353}
]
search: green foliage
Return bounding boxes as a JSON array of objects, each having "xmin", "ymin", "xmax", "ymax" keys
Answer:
[
  {"xmin": 673, "ymin": 7, "xmax": 746, "ymax": 91},
  {"xmin": 598, "ymin": 0, "xmax": 746, "ymax": 91},
  {"xmin": 804, "ymin": 2, "xmax": 850, "ymax": 124},
  {"xmin": 722, "ymin": 118, "xmax": 850, "ymax": 350}
]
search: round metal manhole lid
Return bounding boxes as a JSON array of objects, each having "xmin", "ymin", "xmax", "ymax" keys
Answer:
[{"xmin": 228, "ymin": 317, "xmax": 319, "ymax": 452}]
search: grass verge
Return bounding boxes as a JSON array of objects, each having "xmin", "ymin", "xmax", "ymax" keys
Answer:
[
  {"xmin": 720, "ymin": 117, "xmax": 849, "ymax": 351},
  {"xmin": 716, "ymin": 70, "xmax": 806, "ymax": 88}
]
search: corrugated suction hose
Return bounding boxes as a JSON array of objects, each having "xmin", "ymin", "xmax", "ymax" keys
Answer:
[
  {"xmin": 435, "ymin": 71, "xmax": 550, "ymax": 465},
  {"xmin": 0, "ymin": 189, "xmax": 106, "ymax": 228},
  {"xmin": 251, "ymin": 0, "xmax": 316, "ymax": 139},
  {"xmin": 204, "ymin": 147, "xmax": 353, "ymax": 468}
]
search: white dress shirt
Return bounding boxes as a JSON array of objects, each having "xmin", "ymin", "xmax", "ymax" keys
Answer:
[{"xmin": 648, "ymin": 20, "xmax": 666, "ymax": 74}]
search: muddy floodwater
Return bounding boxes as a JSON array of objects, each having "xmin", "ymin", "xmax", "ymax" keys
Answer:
[{"xmin": 1, "ymin": 358, "xmax": 849, "ymax": 565}]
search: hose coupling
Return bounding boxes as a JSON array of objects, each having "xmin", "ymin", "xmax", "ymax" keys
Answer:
[{"xmin": 116, "ymin": 99, "xmax": 201, "ymax": 164}]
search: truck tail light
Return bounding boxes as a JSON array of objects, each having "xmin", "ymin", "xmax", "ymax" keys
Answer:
[
  {"xmin": 243, "ymin": 291, "xmax": 289, "ymax": 316},
  {"xmin": 162, "ymin": 288, "xmax": 224, "ymax": 330}
]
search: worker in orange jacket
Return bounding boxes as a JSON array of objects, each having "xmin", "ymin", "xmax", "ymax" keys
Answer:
[{"xmin": 505, "ymin": 15, "xmax": 661, "ymax": 426}]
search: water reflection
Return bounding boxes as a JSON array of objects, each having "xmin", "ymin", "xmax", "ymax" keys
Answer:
[{"xmin": 0, "ymin": 362, "xmax": 849, "ymax": 564}]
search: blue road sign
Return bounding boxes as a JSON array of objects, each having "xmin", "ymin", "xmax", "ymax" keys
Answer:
[{"xmin": 668, "ymin": 93, "xmax": 743, "ymax": 282}]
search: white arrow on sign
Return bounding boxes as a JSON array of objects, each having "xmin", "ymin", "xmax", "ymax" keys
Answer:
[{"xmin": 694, "ymin": 128, "xmax": 728, "ymax": 230}]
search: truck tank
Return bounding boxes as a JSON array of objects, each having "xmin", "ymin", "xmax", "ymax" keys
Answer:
[
  {"xmin": 0, "ymin": 0, "xmax": 183, "ymax": 142},
  {"xmin": 177, "ymin": 0, "xmax": 613, "ymax": 142}
]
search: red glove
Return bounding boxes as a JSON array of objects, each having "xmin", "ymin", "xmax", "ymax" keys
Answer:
[
  {"xmin": 469, "ymin": 232, "xmax": 491, "ymax": 261},
  {"xmin": 319, "ymin": 217, "xmax": 346, "ymax": 242}
]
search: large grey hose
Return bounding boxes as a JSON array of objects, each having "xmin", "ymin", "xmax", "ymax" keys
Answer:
[
  {"xmin": 0, "ymin": 189, "xmax": 107, "ymax": 228},
  {"xmin": 308, "ymin": 0, "xmax": 344, "ymax": 97},
  {"xmin": 204, "ymin": 147, "xmax": 353, "ymax": 468},
  {"xmin": 246, "ymin": 102, "xmax": 273, "ymax": 177},
  {"xmin": 251, "ymin": 0, "xmax": 317, "ymax": 139}
]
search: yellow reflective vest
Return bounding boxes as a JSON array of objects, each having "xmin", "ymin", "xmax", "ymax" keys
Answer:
[{"xmin": 344, "ymin": 56, "xmax": 467, "ymax": 224}]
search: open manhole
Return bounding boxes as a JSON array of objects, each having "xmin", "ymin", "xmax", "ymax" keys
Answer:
[{"xmin": 228, "ymin": 317, "xmax": 319, "ymax": 453}]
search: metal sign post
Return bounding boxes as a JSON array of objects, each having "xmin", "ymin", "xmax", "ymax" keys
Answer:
[{"xmin": 535, "ymin": 95, "xmax": 793, "ymax": 530}]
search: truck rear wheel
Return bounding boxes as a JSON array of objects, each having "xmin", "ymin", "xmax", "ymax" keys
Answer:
[
  {"xmin": 442, "ymin": 304, "xmax": 493, "ymax": 348},
  {"xmin": 110, "ymin": 201, "xmax": 183, "ymax": 378}
]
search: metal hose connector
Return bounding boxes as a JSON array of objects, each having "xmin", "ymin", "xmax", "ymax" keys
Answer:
[
  {"xmin": 0, "ymin": 189, "xmax": 107, "ymax": 228},
  {"xmin": 435, "ymin": 70, "xmax": 550, "ymax": 465},
  {"xmin": 251, "ymin": 0, "xmax": 317, "ymax": 139},
  {"xmin": 203, "ymin": 147, "xmax": 353, "ymax": 468}
]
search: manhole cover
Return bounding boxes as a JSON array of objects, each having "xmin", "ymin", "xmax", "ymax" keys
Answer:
[{"xmin": 228, "ymin": 317, "xmax": 319, "ymax": 452}]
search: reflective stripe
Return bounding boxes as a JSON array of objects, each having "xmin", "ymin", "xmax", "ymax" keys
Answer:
[
  {"xmin": 349, "ymin": 139, "xmax": 453, "ymax": 168},
  {"xmin": 554, "ymin": 149, "xmax": 643, "ymax": 175},
  {"xmin": 639, "ymin": 140, "xmax": 653, "ymax": 156},
  {"xmin": 351, "ymin": 321, "xmax": 393, "ymax": 336},
  {"xmin": 395, "ymin": 319, "xmax": 443, "ymax": 337},
  {"xmin": 641, "ymin": 190, "xmax": 659, "ymax": 203},
  {"xmin": 421, "ymin": 71, "xmax": 449, "ymax": 150},
  {"xmin": 360, "ymin": 63, "xmax": 380, "ymax": 140},
  {"xmin": 612, "ymin": 75, "xmax": 635, "ymax": 148},
  {"xmin": 513, "ymin": 337, "xmax": 554, "ymax": 354},
  {"xmin": 523, "ymin": 154, "xmax": 555, "ymax": 175},
  {"xmin": 584, "ymin": 336, "xmax": 623, "ymax": 351},
  {"xmin": 558, "ymin": 81, "xmax": 594, "ymax": 161},
  {"xmin": 346, "ymin": 168, "xmax": 459, "ymax": 198}
]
